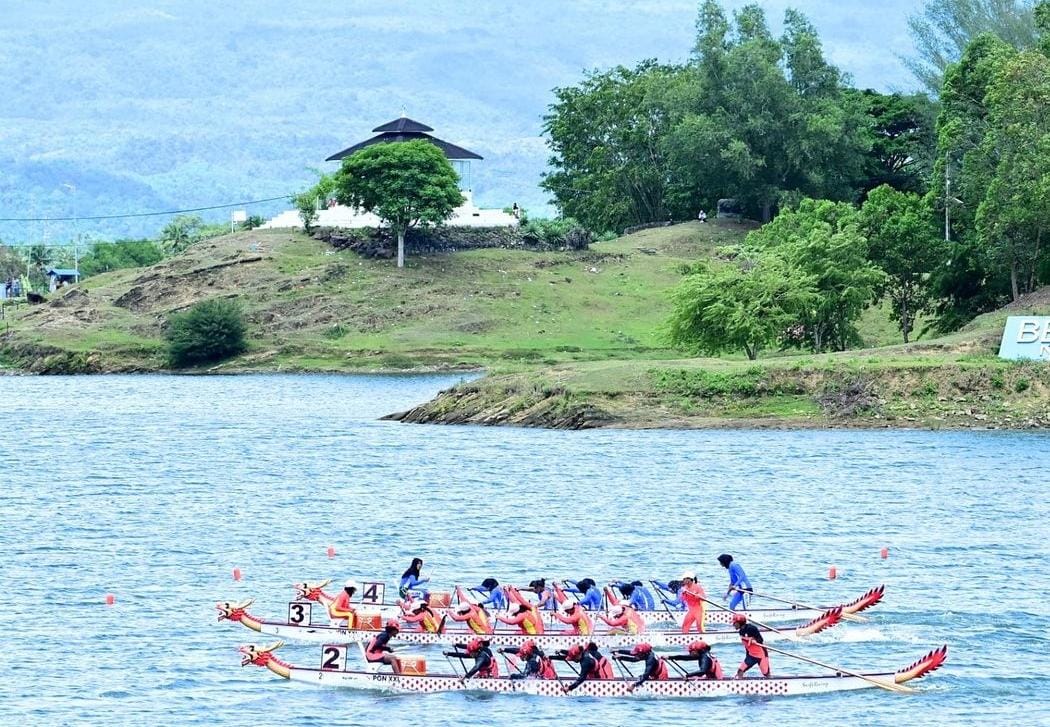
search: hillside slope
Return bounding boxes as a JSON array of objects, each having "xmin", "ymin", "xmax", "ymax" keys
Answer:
[{"xmin": 0, "ymin": 221, "xmax": 757, "ymax": 373}]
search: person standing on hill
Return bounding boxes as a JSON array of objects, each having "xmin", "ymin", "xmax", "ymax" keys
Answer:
[{"xmin": 718, "ymin": 554, "xmax": 753, "ymax": 610}]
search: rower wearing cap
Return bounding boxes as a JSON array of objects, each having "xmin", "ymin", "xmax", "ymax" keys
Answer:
[
  {"xmin": 679, "ymin": 572, "xmax": 707, "ymax": 634},
  {"xmin": 364, "ymin": 619, "xmax": 402, "ymax": 671},
  {"xmin": 501, "ymin": 639, "xmax": 558, "ymax": 680},
  {"xmin": 450, "ymin": 601, "xmax": 493, "ymax": 634},
  {"xmin": 497, "ymin": 602, "xmax": 545, "ymax": 635},
  {"xmin": 613, "ymin": 643, "xmax": 668, "ymax": 692},
  {"xmin": 444, "ymin": 638, "xmax": 498, "ymax": 682},
  {"xmin": 718, "ymin": 554, "xmax": 753, "ymax": 610},
  {"xmin": 552, "ymin": 598, "xmax": 594, "ymax": 635},
  {"xmin": 328, "ymin": 580, "xmax": 359, "ymax": 627},
  {"xmin": 554, "ymin": 642, "xmax": 613, "ymax": 692},
  {"xmin": 598, "ymin": 603, "xmax": 646, "ymax": 634},
  {"xmin": 472, "ymin": 578, "xmax": 508, "ymax": 610},
  {"xmin": 401, "ymin": 597, "xmax": 444, "ymax": 633},
  {"xmin": 667, "ymin": 641, "xmax": 723, "ymax": 679},
  {"xmin": 732, "ymin": 613, "xmax": 771, "ymax": 678}
]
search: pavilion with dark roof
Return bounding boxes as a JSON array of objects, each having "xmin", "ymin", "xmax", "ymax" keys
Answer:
[{"xmin": 326, "ymin": 116, "xmax": 482, "ymax": 190}]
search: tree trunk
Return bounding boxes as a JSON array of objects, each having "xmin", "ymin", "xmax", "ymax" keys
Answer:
[
  {"xmin": 397, "ymin": 230, "xmax": 405, "ymax": 268},
  {"xmin": 761, "ymin": 200, "xmax": 773, "ymax": 223},
  {"xmin": 1010, "ymin": 259, "xmax": 1020, "ymax": 302},
  {"xmin": 901, "ymin": 298, "xmax": 911, "ymax": 344},
  {"xmin": 744, "ymin": 343, "xmax": 757, "ymax": 360}
]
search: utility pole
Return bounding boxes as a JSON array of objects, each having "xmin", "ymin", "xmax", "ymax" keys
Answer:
[
  {"xmin": 63, "ymin": 183, "xmax": 79, "ymax": 282},
  {"xmin": 944, "ymin": 153, "xmax": 951, "ymax": 243}
]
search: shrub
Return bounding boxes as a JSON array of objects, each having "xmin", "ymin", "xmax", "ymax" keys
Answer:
[
  {"xmin": 166, "ymin": 299, "xmax": 247, "ymax": 367},
  {"xmin": 1015, "ymin": 378, "xmax": 1031, "ymax": 393}
]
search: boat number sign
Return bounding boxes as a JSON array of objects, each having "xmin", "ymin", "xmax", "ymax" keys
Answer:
[
  {"xmin": 359, "ymin": 582, "xmax": 385, "ymax": 604},
  {"xmin": 288, "ymin": 601, "xmax": 313, "ymax": 625},
  {"xmin": 999, "ymin": 316, "xmax": 1050, "ymax": 361},
  {"xmin": 320, "ymin": 644, "xmax": 347, "ymax": 671}
]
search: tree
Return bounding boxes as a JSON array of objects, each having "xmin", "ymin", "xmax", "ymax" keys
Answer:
[
  {"xmin": 974, "ymin": 50, "xmax": 1050, "ymax": 299},
  {"xmin": 860, "ymin": 186, "xmax": 945, "ymax": 342},
  {"xmin": 79, "ymin": 239, "xmax": 163, "ymax": 278},
  {"xmin": 160, "ymin": 214, "xmax": 207, "ymax": 254},
  {"xmin": 905, "ymin": 0, "xmax": 1040, "ymax": 94},
  {"xmin": 852, "ymin": 90, "xmax": 938, "ymax": 196},
  {"xmin": 166, "ymin": 298, "xmax": 248, "ymax": 367},
  {"xmin": 668, "ymin": 255, "xmax": 815, "ymax": 360},
  {"xmin": 0, "ymin": 244, "xmax": 24, "ymax": 281},
  {"xmin": 292, "ymin": 172, "xmax": 336, "ymax": 234},
  {"xmin": 746, "ymin": 199, "xmax": 886, "ymax": 351},
  {"xmin": 332, "ymin": 140, "xmax": 462, "ymax": 267}
]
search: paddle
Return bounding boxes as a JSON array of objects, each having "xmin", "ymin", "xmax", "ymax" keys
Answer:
[
  {"xmin": 697, "ymin": 593, "xmax": 790, "ymax": 638},
  {"xmin": 648, "ymin": 580, "xmax": 677, "ymax": 619},
  {"xmin": 733, "ymin": 587, "xmax": 868, "ymax": 623},
  {"xmin": 760, "ymin": 642, "xmax": 915, "ymax": 694}
]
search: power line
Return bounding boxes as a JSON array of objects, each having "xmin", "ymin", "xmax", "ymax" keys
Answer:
[{"xmin": 0, "ymin": 195, "xmax": 291, "ymax": 222}]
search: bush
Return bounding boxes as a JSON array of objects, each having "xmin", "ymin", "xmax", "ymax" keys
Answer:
[
  {"xmin": 166, "ymin": 299, "xmax": 247, "ymax": 367},
  {"xmin": 79, "ymin": 239, "xmax": 164, "ymax": 278},
  {"xmin": 521, "ymin": 217, "xmax": 592, "ymax": 250}
]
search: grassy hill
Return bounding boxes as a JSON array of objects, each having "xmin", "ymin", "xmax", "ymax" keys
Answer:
[{"xmin": 1, "ymin": 220, "xmax": 760, "ymax": 372}]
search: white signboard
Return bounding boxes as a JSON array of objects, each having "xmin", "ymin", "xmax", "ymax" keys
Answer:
[{"xmin": 998, "ymin": 316, "xmax": 1050, "ymax": 361}]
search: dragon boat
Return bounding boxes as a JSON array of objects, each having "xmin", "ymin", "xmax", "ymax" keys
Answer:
[
  {"xmin": 217, "ymin": 599, "xmax": 843, "ymax": 650},
  {"xmin": 238, "ymin": 641, "xmax": 948, "ymax": 699},
  {"xmin": 293, "ymin": 579, "xmax": 885, "ymax": 627}
]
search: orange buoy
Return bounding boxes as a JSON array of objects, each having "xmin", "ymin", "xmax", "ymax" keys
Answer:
[
  {"xmin": 105, "ymin": 593, "xmax": 115, "ymax": 606},
  {"xmin": 880, "ymin": 547, "xmax": 889, "ymax": 559},
  {"xmin": 828, "ymin": 565, "xmax": 837, "ymax": 580},
  {"xmin": 233, "ymin": 567, "xmax": 242, "ymax": 581},
  {"xmin": 327, "ymin": 546, "xmax": 336, "ymax": 558}
]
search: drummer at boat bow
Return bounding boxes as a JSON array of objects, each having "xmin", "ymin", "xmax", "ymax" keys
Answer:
[
  {"xmin": 445, "ymin": 638, "xmax": 498, "ymax": 682},
  {"xmin": 718, "ymin": 554, "xmax": 753, "ymax": 610},
  {"xmin": 329, "ymin": 580, "xmax": 359, "ymax": 627},
  {"xmin": 733, "ymin": 613, "xmax": 771, "ymax": 678},
  {"xmin": 365, "ymin": 620, "xmax": 402, "ymax": 670},
  {"xmin": 667, "ymin": 640, "xmax": 723, "ymax": 679},
  {"xmin": 613, "ymin": 643, "xmax": 668, "ymax": 692},
  {"xmin": 554, "ymin": 642, "xmax": 613, "ymax": 693}
]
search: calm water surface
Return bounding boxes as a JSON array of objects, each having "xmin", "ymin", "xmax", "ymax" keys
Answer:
[{"xmin": 1, "ymin": 374, "xmax": 1048, "ymax": 726}]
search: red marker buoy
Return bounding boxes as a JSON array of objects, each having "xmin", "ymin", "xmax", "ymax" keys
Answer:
[
  {"xmin": 327, "ymin": 546, "xmax": 336, "ymax": 559},
  {"xmin": 828, "ymin": 566, "xmax": 837, "ymax": 580},
  {"xmin": 233, "ymin": 567, "xmax": 242, "ymax": 581},
  {"xmin": 880, "ymin": 547, "xmax": 889, "ymax": 559},
  {"xmin": 105, "ymin": 593, "xmax": 115, "ymax": 606}
]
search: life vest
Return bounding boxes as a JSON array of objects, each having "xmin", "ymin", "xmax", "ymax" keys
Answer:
[
  {"xmin": 682, "ymin": 584, "xmax": 706, "ymax": 610},
  {"xmin": 468, "ymin": 608, "xmax": 491, "ymax": 635},
  {"xmin": 707, "ymin": 655, "xmax": 724, "ymax": 679},
  {"xmin": 588, "ymin": 653, "xmax": 613, "ymax": 679},
  {"xmin": 523, "ymin": 607, "xmax": 544, "ymax": 635},
  {"xmin": 740, "ymin": 626, "xmax": 767, "ymax": 658},
  {"xmin": 538, "ymin": 656, "xmax": 558, "ymax": 680},
  {"xmin": 365, "ymin": 634, "xmax": 387, "ymax": 661},
  {"xmin": 652, "ymin": 658, "xmax": 669, "ymax": 681},
  {"xmin": 572, "ymin": 611, "xmax": 594, "ymax": 635},
  {"xmin": 328, "ymin": 591, "xmax": 357, "ymax": 627},
  {"xmin": 420, "ymin": 610, "xmax": 440, "ymax": 633},
  {"xmin": 625, "ymin": 608, "xmax": 645, "ymax": 634},
  {"xmin": 477, "ymin": 649, "xmax": 499, "ymax": 678}
]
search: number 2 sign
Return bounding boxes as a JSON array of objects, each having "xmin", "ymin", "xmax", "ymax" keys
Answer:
[{"xmin": 320, "ymin": 644, "xmax": 347, "ymax": 671}]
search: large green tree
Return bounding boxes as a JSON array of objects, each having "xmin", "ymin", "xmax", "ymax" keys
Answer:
[
  {"xmin": 746, "ymin": 199, "xmax": 886, "ymax": 351},
  {"xmin": 861, "ymin": 186, "xmax": 945, "ymax": 342},
  {"xmin": 668, "ymin": 255, "xmax": 815, "ymax": 360},
  {"xmin": 333, "ymin": 140, "xmax": 463, "ymax": 268}
]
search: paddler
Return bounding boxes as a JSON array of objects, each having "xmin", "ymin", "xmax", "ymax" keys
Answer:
[
  {"xmin": 612, "ymin": 643, "xmax": 668, "ymax": 692},
  {"xmin": 399, "ymin": 557, "xmax": 430, "ymax": 599},
  {"xmin": 718, "ymin": 554, "xmax": 753, "ymax": 610},
  {"xmin": 611, "ymin": 581, "xmax": 655, "ymax": 611},
  {"xmin": 401, "ymin": 597, "xmax": 444, "ymax": 633},
  {"xmin": 501, "ymin": 639, "xmax": 558, "ymax": 680},
  {"xmin": 527, "ymin": 578, "xmax": 559, "ymax": 610},
  {"xmin": 471, "ymin": 578, "xmax": 509, "ymax": 610},
  {"xmin": 449, "ymin": 600, "xmax": 493, "ymax": 634},
  {"xmin": 654, "ymin": 579, "xmax": 686, "ymax": 610},
  {"xmin": 679, "ymin": 572, "xmax": 707, "ymax": 634},
  {"xmin": 554, "ymin": 642, "xmax": 613, "ymax": 693},
  {"xmin": 328, "ymin": 579, "xmax": 359, "ymax": 627},
  {"xmin": 497, "ymin": 602, "xmax": 545, "ymax": 635},
  {"xmin": 444, "ymin": 638, "xmax": 498, "ymax": 682},
  {"xmin": 552, "ymin": 598, "xmax": 594, "ymax": 635},
  {"xmin": 732, "ymin": 613, "xmax": 771, "ymax": 678},
  {"xmin": 666, "ymin": 640, "xmax": 723, "ymax": 679},
  {"xmin": 565, "ymin": 578, "xmax": 603, "ymax": 610},
  {"xmin": 598, "ymin": 603, "xmax": 646, "ymax": 634},
  {"xmin": 364, "ymin": 619, "xmax": 402, "ymax": 671}
]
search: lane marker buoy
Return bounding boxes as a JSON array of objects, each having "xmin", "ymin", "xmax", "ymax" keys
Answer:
[
  {"xmin": 233, "ymin": 567, "xmax": 242, "ymax": 581},
  {"xmin": 828, "ymin": 565, "xmax": 837, "ymax": 580},
  {"xmin": 880, "ymin": 547, "xmax": 889, "ymax": 559},
  {"xmin": 105, "ymin": 593, "xmax": 115, "ymax": 606},
  {"xmin": 327, "ymin": 546, "xmax": 336, "ymax": 558}
]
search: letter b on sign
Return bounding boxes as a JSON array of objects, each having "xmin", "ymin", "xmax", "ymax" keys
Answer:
[{"xmin": 999, "ymin": 317, "xmax": 1050, "ymax": 361}]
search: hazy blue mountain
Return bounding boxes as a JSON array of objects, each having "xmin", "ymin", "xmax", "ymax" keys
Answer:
[{"xmin": 0, "ymin": 0, "xmax": 919, "ymax": 242}]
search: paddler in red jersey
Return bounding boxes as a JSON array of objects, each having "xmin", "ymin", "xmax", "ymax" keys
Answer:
[
  {"xmin": 732, "ymin": 613, "xmax": 771, "ymax": 678},
  {"xmin": 679, "ymin": 572, "xmax": 707, "ymax": 634},
  {"xmin": 667, "ymin": 640, "xmax": 723, "ymax": 679},
  {"xmin": 444, "ymin": 638, "xmax": 499, "ymax": 682},
  {"xmin": 555, "ymin": 642, "xmax": 613, "ymax": 693},
  {"xmin": 598, "ymin": 603, "xmax": 646, "ymax": 634},
  {"xmin": 450, "ymin": 600, "xmax": 493, "ymax": 634},
  {"xmin": 497, "ymin": 602, "xmax": 545, "ymax": 635},
  {"xmin": 552, "ymin": 598, "xmax": 594, "ymax": 635},
  {"xmin": 612, "ymin": 643, "xmax": 669, "ymax": 692},
  {"xmin": 365, "ymin": 619, "xmax": 402, "ymax": 671},
  {"xmin": 401, "ymin": 597, "xmax": 444, "ymax": 633},
  {"xmin": 328, "ymin": 580, "xmax": 359, "ymax": 627}
]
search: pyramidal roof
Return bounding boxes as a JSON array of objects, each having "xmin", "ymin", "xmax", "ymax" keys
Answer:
[{"xmin": 326, "ymin": 116, "xmax": 482, "ymax": 162}]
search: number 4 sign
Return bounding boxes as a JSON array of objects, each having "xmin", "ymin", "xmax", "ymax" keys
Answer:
[{"xmin": 359, "ymin": 582, "xmax": 385, "ymax": 604}]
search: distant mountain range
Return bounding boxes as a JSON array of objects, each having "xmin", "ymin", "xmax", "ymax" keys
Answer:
[{"xmin": 0, "ymin": 0, "xmax": 919, "ymax": 242}]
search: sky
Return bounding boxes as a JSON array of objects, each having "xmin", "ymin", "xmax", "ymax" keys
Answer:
[{"xmin": 0, "ymin": 0, "xmax": 924, "ymax": 241}]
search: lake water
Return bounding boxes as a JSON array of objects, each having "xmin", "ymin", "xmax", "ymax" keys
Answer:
[{"xmin": 1, "ymin": 374, "xmax": 1048, "ymax": 725}]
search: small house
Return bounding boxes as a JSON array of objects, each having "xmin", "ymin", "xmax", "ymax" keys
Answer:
[{"xmin": 45, "ymin": 268, "xmax": 79, "ymax": 292}]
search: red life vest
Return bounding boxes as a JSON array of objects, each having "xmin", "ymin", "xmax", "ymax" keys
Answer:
[
  {"xmin": 589, "ymin": 654, "xmax": 613, "ymax": 679},
  {"xmin": 477, "ymin": 650, "xmax": 499, "ymax": 678},
  {"xmin": 652, "ymin": 658, "xmax": 669, "ymax": 681},
  {"xmin": 708, "ymin": 655, "xmax": 724, "ymax": 679},
  {"xmin": 365, "ymin": 635, "xmax": 385, "ymax": 661},
  {"xmin": 538, "ymin": 656, "xmax": 558, "ymax": 680}
]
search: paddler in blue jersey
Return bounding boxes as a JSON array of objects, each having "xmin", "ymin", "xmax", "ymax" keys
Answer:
[
  {"xmin": 654, "ymin": 579, "xmax": 686, "ymax": 610},
  {"xmin": 564, "ymin": 578, "xmax": 602, "ymax": 610},
  {"xmin": 472, "ymin": 578, "xmax": 508, "ymax": 610},
  {"xmin": 612, "ymin": 581, "xmax": 655, "ymax": 611},
  {"xmin": 718, "ymin": 554, "xmax": 753, "ymax": 610}
]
